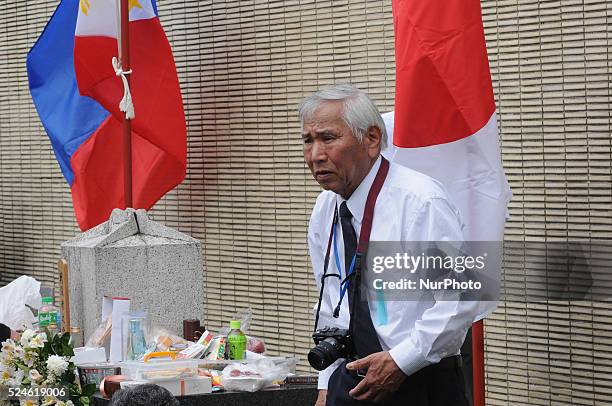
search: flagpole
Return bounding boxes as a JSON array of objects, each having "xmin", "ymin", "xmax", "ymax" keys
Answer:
[
  {"xmin": 120, "ymin": 0, "xmax": 133, "ymax": 208},
  {"xmin": 472, "ymin": 320, "xmax": 486, "ymax": 406}
]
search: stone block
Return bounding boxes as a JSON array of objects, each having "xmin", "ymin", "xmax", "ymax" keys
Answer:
[{"xmin": 62, "ymin": 209, "xmax": 204, "ymax": 341}]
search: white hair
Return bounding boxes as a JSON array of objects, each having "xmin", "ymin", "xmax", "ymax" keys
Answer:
[{"xmin": 298, "ymin": 84, "xmax": 388, "ymax": 150}]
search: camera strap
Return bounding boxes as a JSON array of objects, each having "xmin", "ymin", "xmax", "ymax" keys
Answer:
[
  {"xmin": 313, "ymin": 208, "xmax": 339, "ymax": 332},
  {"xmin": 313, "ymin": 156, "xmax": 390, "ymax": 332}
]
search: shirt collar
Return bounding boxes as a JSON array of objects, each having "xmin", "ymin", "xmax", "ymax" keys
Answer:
[{"xmin": 336, "ymin": 156, "xmax": 382, "ymax": 225}]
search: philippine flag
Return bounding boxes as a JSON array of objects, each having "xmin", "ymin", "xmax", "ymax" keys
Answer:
[{"xmin": 27, "ymin": 0, "xmax": 186, "ymax": 231}]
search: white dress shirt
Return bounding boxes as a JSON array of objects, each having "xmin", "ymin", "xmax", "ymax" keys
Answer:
[{"xmin": 308, "ymin": 156, "xmax": 479, "ymax": 390}]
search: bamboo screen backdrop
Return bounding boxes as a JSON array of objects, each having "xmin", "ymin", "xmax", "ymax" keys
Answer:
[{"xmin": 0, "ymin": 1, "xmax": 611, "ymax": 404}]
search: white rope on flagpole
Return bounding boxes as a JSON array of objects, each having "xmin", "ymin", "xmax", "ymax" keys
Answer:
[{"xmin": 111, "ymin": 56, "xmax": 135, "ymax": 119}]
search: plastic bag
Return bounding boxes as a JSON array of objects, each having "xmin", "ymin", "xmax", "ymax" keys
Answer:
[
  {"xmin": 218, "ymin": 307, "xmax": 252, "ymax": 336},
  {"xmin": 221, "ymin": 358, "xmax": 293, "ymax": 392},
  {"xmin": 247, "ymin": 335, "xmax": 266, "ymax": 354},
  {"xmin": 150, "ymin": 326, "xmax": 190, "ymax": 352},
  {"xmin": 0, "ymin": 276, "xmax": 42, "ymax": 330},
  {"xmin": 85, "ymin": 315, "xmax": 112, "ymax": 348}
]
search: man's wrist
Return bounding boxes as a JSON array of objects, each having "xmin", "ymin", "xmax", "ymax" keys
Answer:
[
  {"xmin": 315, "ymin": 389, "xmax": 327, "ymax": 406},
  {"xmin": 388, "ymin": 343, "xmax": 428, "ymax": 377}
]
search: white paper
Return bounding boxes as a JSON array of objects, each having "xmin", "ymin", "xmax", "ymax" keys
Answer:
[
  {"xmin": 73, "ymin": 346, "xmax": 107, "ymax": 365},
  {"xmin": 102, "ymin": 296, "xmax": 130, "ymax": 362}
]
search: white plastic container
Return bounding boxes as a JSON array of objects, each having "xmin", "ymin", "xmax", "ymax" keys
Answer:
[
  {"xmin": 120, "ymin": 376, "xmax": 212, "ymax": 396},
  {"xmin": 120, "ymin": 356, "xmax": 199, "ymax": 382}
]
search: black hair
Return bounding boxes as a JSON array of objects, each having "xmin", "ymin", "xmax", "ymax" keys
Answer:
[{"xmin": 109, "ymin": 383, "xmax": 179, "ymax": 406}]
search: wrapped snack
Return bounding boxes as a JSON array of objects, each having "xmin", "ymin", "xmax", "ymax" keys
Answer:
[
  {"xmin": 150, "ymin": 327, "xmax": 190, "ymax": 352},
  {"xmin": 247, "ymin": 335, "xmax": 266, "ymax": 354},
  {"xmin": 85, "ymin": 315, "xmax": 112, "ymax": 348},
  {"xmin": 204, "ymin": 336, "xmax": 227, "ymax": 360},
  {"xmin": 199, "ymin": 369, "xmax": 223, "ymax": 389},
  {"xmin": 179, "ymin": 330, "xmax": 214, "ymax": 359}
]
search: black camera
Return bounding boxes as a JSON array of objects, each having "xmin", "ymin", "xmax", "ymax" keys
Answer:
[{"xmin": 308, "ymin": 327, "xmax": 356, "ymax": 371}]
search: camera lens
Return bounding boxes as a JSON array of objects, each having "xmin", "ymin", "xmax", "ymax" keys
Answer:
[{"xmin": 308, "ymin": 337, "xmax": 342, "ymax": 371}]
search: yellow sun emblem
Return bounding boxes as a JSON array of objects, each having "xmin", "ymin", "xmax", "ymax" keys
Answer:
[
  {"xmin": 79, "ymin": 0, "xmax": 91, "ymax": 15},
  {"xmin": 79, "ymin": 0, "xmax": 142, "ymax": 16},
  {"xmin": 129, "ymin": 0, "xmax": 143, "ymax": 11}
]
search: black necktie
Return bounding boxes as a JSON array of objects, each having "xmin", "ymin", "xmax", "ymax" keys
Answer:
[
  {"xmin": 339, "ymin": 201, "xmax": 382, "ymax": 358},
  {"xmin": 339, "ymin": 202, "xmax": 358, "ymax": 296}
]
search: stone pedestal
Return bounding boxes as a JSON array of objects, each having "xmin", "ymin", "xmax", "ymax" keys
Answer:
[{"xmin": 62, "ymin": 209, "xmax": 204, "ymax": 340}]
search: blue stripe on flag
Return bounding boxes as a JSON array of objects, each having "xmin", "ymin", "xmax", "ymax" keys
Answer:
[{"xmin": 26, "ymin": 0, "xmax": 109, "ymax": 186}]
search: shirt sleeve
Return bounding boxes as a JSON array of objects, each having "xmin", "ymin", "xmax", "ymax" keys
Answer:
[
  {"xmin": 308, "ymin": 207, "xmax": 325, "ymax": 295},
  {"xmin": 388, "ymin": 197, "xmax": 479, "ymax": 376},
  {"xmin": 317, "ymin": 359, "xmax": 343, "ymax": 390}
]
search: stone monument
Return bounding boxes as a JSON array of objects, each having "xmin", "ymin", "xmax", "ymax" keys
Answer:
[{"xmin": 62, "ymin": 208, "xmax": 203, "ymax": 340}]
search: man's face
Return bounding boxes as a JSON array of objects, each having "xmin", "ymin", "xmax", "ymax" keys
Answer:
[{"xmin": 302, "ymin": 101, "xmax": 379, "ymax": 199}]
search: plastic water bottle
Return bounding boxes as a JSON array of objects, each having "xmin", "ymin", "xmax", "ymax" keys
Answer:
[{"xmin": 228, "ymin": 320, "xmax": 247, "ymax": 360}]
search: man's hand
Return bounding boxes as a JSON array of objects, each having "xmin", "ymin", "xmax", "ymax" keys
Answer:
[
  {"xmin": 346, "ymin": 351, "xmax": 406, "ymax": 402},
  {"xmin": 315, "ymin": 389, "xmax": 327, "ymax": 406}
]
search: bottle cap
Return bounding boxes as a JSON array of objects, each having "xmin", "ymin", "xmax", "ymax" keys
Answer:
[
  {"xmin": 230, "ymin": 320, "xmax": 241, "ymax": 330},
  {"xmin": 42, "ymin": 297, "xmax": 53, "ymax": 303}
]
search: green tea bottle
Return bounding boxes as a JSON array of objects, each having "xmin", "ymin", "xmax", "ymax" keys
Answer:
[
  {"xmin": 228, "ymin": 320, "xmax": 247, "ymax": 360},
  {"xmin": 39, "ymin": 297, "xmax": 60, "ymax": 331}
]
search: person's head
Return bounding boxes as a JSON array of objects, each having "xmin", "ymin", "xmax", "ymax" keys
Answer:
[
  {"xmin": 299, "ymin": 84, "xmax": 387, "ymax": 199},
  {"xmin": 109, "ymin": 383, "xmax": 179, "ymax": 406}
]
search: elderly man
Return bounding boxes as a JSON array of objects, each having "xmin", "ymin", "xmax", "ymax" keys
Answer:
[{"xmin": 301, "ymin": 84, "xmax": 476, "ymax": 406}]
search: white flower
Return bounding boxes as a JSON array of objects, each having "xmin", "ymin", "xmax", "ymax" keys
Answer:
[
  {"xmin": 42, "ymin": 374, "xmax": 57, "ymax": 385},
  {"xmin": 0, "ymin": 365, "xmax": 15, "ymax": 384},
  {"xmin": 28, "ymin": 369, "xmax": 42, "ymax": 383},
  {"xmin": 20, "ymin": 399, "xmax": 39, "ymax": 406},
  {"xmin": 22, "ymin": 351, "xmax": 37, "ymax": 368},
  {"xmin": 8, "ymin": 368, "xmax": 24, "ymax": 387},
  {"xmin": 13, "ymin": 346, "xmax": 25, "ymax": 360},
  {"xmin": 0, "ymin": 356, "xmax": 12, "ymax": 371},
  {"xmin": 0, "ymin": 353, "xmax": 13, "ymax": 367},
  {"xmin": 20, "ymin": 330, "xmax": 35, "ymax": 347},
  {"xmin": 1, "ymin": 339, "xmax": 16, "ymax": 354},
  {"xmin": 28, "ymin": 334, "xmax": 46, "ymax": 349},
  {"xmin": 46, "ymin": 355, "xmax": 68, "ymax": 376}
]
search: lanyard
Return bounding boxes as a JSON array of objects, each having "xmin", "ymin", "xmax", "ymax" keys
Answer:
[
  {"xmin": 313, "ymin": 157, "xmax": 390, "ymax": 330},
  {"xmin": 331, "ymin": 214, "xmax": 357, "ymax": 317}
]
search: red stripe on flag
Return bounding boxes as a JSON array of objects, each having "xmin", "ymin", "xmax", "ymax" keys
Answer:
[
  {"xmin": 71, "ymin": 114, "xmax": 186, "ymax": 230},
  {"xmin": 392, "ymin": 0, "xmax": 495, "ymax": 148},
  {"xmin": 72, "ymin": 17, "xmax": 186, "ymax": 230}
]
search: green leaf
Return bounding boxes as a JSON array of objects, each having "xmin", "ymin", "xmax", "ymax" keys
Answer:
[
  {"xmin": 80, "ymin": 395, "xmax": 91, "ymax": 405},
  {"xmin": 69, "ymin": 383, "xmax": 80, "ymax": 397},
  {"xmin": 82, "ymin": 383, "xmax": 97, "ymax": 397}
]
